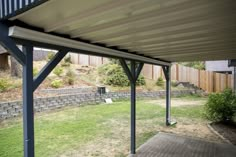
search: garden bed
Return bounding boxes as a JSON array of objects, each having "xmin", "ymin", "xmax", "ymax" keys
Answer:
[{"xmin": 210, "ymin": 122, "xmax": 236, "ymax": 145}]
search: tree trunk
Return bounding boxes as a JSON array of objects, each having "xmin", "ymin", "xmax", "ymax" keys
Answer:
[
  {"xmin": 0, "ymin": 53, "xmax": 9, "ymax": 70},
  {"xmin": 10, "ymin": 56, "xmax": 22, "ymax": 78}
]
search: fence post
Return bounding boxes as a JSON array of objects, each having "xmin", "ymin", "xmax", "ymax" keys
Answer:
[
  {"xmin": 176, "ymin": 64, "xmax": 179, "ymax": 81},
  {"xmin": 152, "ymin": 65, "xmax": 154, "ymax": 80},
  {"xmin": 226, "ymin": 73, "xmax": 228, "ymax": 88},
  {"xmin": 213, "ymin": 73, "xmax": 217, "ymax": 92},
  {"xmin": 88, "ymin": 55, "xmax": 91, "ymax": 66},
  {"xmin": 198, "ymin": 70, "xmax": 201, "ymax": 88}
]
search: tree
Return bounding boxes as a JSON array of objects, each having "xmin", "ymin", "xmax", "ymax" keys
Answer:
[
  {"xmin": 178, "ymin": 61, "xmax": 205, "ymax": 70},
  {"xmin": 0, "ymin": 53, "xmax": 9, "ymax": 70},
  {"xmin": 10, "ymin": 56, "xmax": 22, "ymax": 78}
]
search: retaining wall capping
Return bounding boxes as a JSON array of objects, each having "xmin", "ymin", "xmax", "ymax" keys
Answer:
[
  {"xmin": 0, "ymin": 89, "xmax": 199, "ymax": 119},
  {"xmin": 38, "ymin": 86, "xmax": 95, "ymax": 94}
]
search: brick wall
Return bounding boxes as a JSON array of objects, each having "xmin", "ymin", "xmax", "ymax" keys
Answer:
[{"xmin": 0, "ymin": 90, "xmax": 196, "ymax": 119}]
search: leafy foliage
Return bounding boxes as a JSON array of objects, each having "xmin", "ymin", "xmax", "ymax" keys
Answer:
[
  {"xmin": 66, "ymin": 69, "xmax": 76, "ymax": 85},
  {"xmin": 156, "ymin": 77, "xmax": 164, "ymax": 87},
  {"xmin": 171, "ymin": 81, "xmax": 178, "ymax": 87},
  {"xmin": 33, "ymin": 67, "xmax": 39, "ymax": 77},
  {"xmin": 50, "ymin": 79, "xmax": 63, "ymax": 88},
  {"xmin": 204, "ymin": 89, "xmax": 236, "ymax": 122},
  {"xmin": 98, "ymin": 63, "xmax": 146, "ymax": 87},
  {"xmin": 64, "ymin": 55, "xmax": 72, "ymax": 63},
  {"xmin": 61, "ymin": 62, "xmax": 71, "ymax": 67},
  {"xmin": 47, "ymin": 52, "xmax": 55, "ymax": 61},
  {"xmin": 0, "ymin": 78, "xmax": 10, "ymax": 92},
  {"xmin": 179, "ymin": 61, "xmax": 205, "ymax": 70},
  {"xmin": 53, "ymin": 66, "xmax": 64, "ymax": 77}
]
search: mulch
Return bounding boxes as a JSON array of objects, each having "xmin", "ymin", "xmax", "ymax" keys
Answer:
[{"xmin": 210, "ymin": 122, "xmax": 236, "ymax": 145}]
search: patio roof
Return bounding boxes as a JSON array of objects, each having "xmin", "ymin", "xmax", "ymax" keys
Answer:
[
  {"xmin": 0, "ymin": 1, "xmax": 236, "ymax": 157},
  {"xmin": 1, "ymin": 0, "xmax": 236, "ymax": 62}
]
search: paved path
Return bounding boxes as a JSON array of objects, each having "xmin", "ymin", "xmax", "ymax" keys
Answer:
[{"xmin": 131, "ymin": 132, "xmax": 236, "ymax": 157}]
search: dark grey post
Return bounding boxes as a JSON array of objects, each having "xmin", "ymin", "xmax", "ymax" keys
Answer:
[
  {"xmin": 22, "ymin": 45, "xmax": 35, "ymax": 157},
  {"xmin": 119, "ymin": 59, "xmax": 144, "ymax": 155},
  {"xmin": 166, "ymin": 66, "xmax": 171, "ymax": 126},
  {"xmin": 163, "ymin": 66, "xmax": 171, "ymax": 126},
  {"xmin": 234, "ymin": 67, "xmax": 236, "ymax": 93},
  {"xmin": 130, "ymin": 61, "xmax": 136, "ymax": 154}
]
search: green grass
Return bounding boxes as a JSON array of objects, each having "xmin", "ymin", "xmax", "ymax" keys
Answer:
[{"xmin": 0, "ymin": 98, "xmax": 206, "ymax": 157}]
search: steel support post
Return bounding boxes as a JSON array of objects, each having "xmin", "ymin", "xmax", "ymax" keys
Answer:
[
  {"xmin": 163, "ymin": 66, "xmax": 171, "ymax": 126},
  {"xmin": 234, "ymin": 67, "xmax": 236, "ymax": 94},
  {"xmin": 120, "ymin": 59, "xmax": 143, "ymax": 155},
  {"xmin": 130, "ymin": 61, "xmax": 136, "ymax": 154},
  {"xmin": 22, "ymin": 45, "xmax": 35, "ymax": 157}
]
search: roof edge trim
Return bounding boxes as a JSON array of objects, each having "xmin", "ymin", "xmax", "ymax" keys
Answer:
[{"xmin": 8, "ymin": 26, "xmax": 171, "ymax": 66}]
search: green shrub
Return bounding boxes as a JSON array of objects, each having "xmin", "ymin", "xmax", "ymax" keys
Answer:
[
  {"xmin": 136, "ymin": 75, "xmax": 146, "ymax": 86},
  {"xmin": 171, "ymin": 81, "xmax": 178, "ymax": 87},
  {"xmin": 64, "ymin": 55, "xmax": 72, "ymax": 63},
  {"xmin": 61, "ymin": 62, "xmax": 71, "ymax": 67},
  {"xmin": 204, "ymin": 89, "xmax": 236, "ymax": 122},
  {"xmin": 156, "ymin": 77, "xmax": 164, "ymax": 87},
  {"xmin": 0, "ymin": 78, "xmax": 10, "ymax": 92},
  {"xmin": 47, "ymin": 52, "xmax": 55, "ymax": 61},
  {"xmin": 33, "ymin": 67, "xmax": 39, "ymax": 77},
  {"xmin": 53, "ymin": 66, "xmax": 64, "ymax": 77},
  {"xmin": 50, "ymin": 79, "xmax": 63, "ymax": 88},
  {"xmin": 98, "ymin": 63, "xmax": 146, "ymax": 87},
  {"xmin": 66, "ymin": 69, "xmax": 76, "ymax": 85},
  {"xmin": 104, "ymin": 64, "xmax": 129, "ymax": 86}
]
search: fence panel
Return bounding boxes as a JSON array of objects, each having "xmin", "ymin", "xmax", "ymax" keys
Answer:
[
  {"xmin": 142, "ymin": 64, "xmax": 153, "ymax": 79},
  {"xmin": 199, "ymin": 70, "xmax": 206, "ymax": 91},
  {"xmin": 153, "ymin": 65, "xmax": 163, "ymax": 80},
  {"xmin": 89, "ymin": 56, "xmax": 103, "ymax": 66},
  {"xmin": 74, "ymin": 54, "xmax": 233, "ymax": 93},
  {"xmin": 171, "ymin": 64, "xmax": 177, "ymax": 81}
]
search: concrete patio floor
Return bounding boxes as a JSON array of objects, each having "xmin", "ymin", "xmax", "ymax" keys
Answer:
[{"xmin": 131, "ymin": 132, "xmax": 236, "ymax": 157}]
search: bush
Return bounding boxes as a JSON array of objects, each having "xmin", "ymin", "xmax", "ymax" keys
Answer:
[
  {"xmin": 66, "ymin": 69, "xmax": 76, "ymax": 85},
  {"xmin": 50, "ymin": 79, "xmax": 63, "ymax": 88},
  {"xmin": 171, "ymin": 81, "xmax": 178, "ymax": 87},
  {"xmin": 64, "ymin": 55, "xmax": 72, "ymax": 63},
  {"xmin": 204, "ymin": 89, "xmax": 236, "ymax": 122},
  {"xmin": 61, "ymin": 62, "xmax": 71, "ymax": 67},
  {"xmin": 98, "ymin": 63, "xmax": 146, "ymax": 87},
  {"xmin": 156, "ymin": 77, "xmax": 164, "ymax": 87},
  {"xmin": 47, "ymin": 52, "xmax": 55, "ymax": 61},
  {"xmin": 33, "ymin": 67, "xmax": 39, "ymax": 77},
  {"xmin": 53, "ymin": 66, "xmax": 64, "ymax": 77},
  {"xmin": 136, "ymin": 75, "xmax": 146, "ymax": 86},
  {"xmin": 0, "ymin": 78, "xmax": 10, "ymax": 92}
]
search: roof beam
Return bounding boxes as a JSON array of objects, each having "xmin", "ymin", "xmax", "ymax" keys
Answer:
[
  {"xmin": 0, "ymin": 23, "xmax": 25, "ymax": 65},
  {"xmin": 8, "ymin": 26, "xmax": 170, "ymax": 66}
]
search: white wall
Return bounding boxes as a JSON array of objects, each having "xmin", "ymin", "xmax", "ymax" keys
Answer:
[{"xmin": 205, "ymin": 60, "xmax": 234, "ymax": 73}]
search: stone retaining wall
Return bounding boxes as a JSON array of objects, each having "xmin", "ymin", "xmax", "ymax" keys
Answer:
[
  {"xmin": 38, "ymin": 86, "xmax": 95, "ymax": 94},
  {"xmin": 0, "ymin": 90, "xmax": 195, "ymax": 119}
]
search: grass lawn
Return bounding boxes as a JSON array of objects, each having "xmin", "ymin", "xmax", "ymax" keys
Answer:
[{"xmin": 0, "ymin": 96, "xmax": 221, "ymax": 157}]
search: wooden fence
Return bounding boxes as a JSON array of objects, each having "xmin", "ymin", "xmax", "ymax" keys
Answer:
[{"xmin": 70, "ymin": 53, "xmax": 234, "ymax": 93}]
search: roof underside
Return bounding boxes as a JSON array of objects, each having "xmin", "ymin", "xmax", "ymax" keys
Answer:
[{"xmin": 2, "ymin": 0, "xmax": 236, "ymax": 62}]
